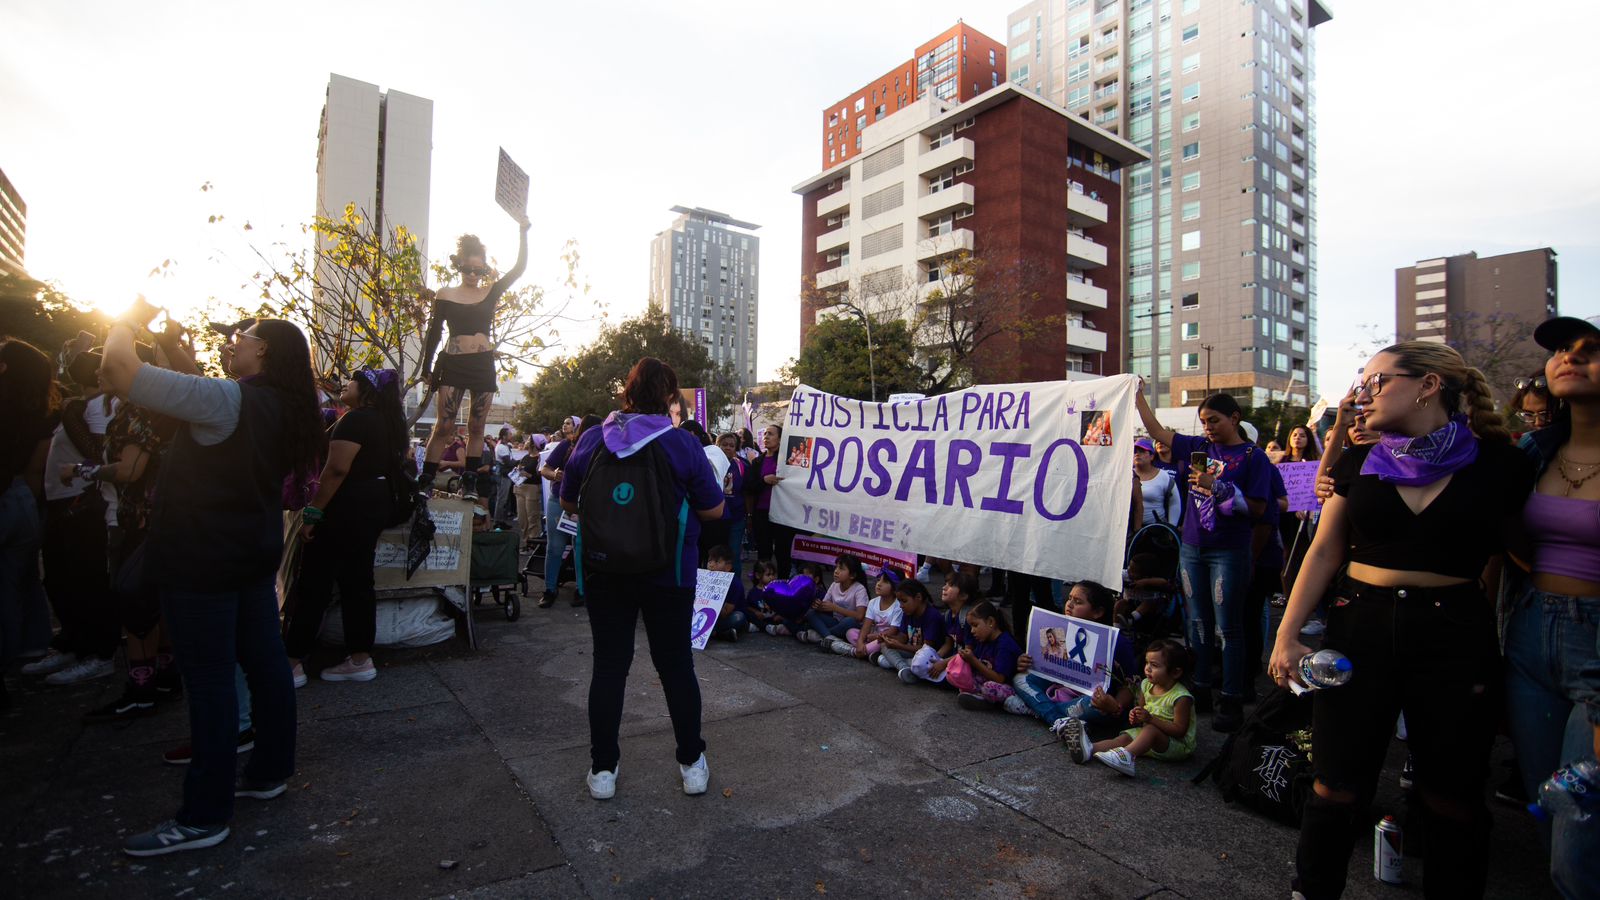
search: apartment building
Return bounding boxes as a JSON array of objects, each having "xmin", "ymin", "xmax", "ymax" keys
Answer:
[
  {"xmin": 795, "ymin": 83, "xmax": 1146, "ymax": 385},
  {"xmin": 1007, "ymin": 0, "xmax": 1330, "ymax": 408},
  {"xmin": 820, "ymin": 22, "xmax": 1006, "ymax": 170},
  {"xmin": 0, "ymin": 168, "xmax": 26, "ymax": 278},
  {"xmin": 1395, "ymin": 249, "xmax": 1557, "ymax": 385},
  {"xmin": 648, "ymin": 206, "xmax": 761, "ymax": 390}
]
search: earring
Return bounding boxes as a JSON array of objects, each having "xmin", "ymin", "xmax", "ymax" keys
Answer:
[{"xmin": 1415, "ymin": 397, "xmax": 1428, "ymax": 409}]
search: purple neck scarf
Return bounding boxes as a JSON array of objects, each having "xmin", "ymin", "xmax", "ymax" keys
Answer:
[{"xmin": 1360, "ymin": 414, "xmax": 1479, "ymax": 486}]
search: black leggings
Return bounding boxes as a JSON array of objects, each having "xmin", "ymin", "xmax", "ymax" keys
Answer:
[
  {"xmin": 42, "ymin": 495, "xmax": 118, "ymax": 659},
  {"xmin": 751, "ymin": 511, "xmax": 797, "ymax": 577},
  {"xmin": 1295, "ymin": 577, "xmax": 1499, "ymax": 900},
  {"xmin": 283, "ymin": 482, "xmax": 391, "ymax": 659},
  {"xmin": 585, "ymin": 573, "xmax": 704, "ymax": 772}
]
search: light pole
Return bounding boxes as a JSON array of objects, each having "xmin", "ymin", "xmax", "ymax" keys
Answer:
[
  {"xmin": 1132, "ymin": 307, "xmax": 1171, "ymax": 404},
  {"xmin": 839, "ymin": 301, "xmax": 877, "ymax": 402},
  {"xmin": 1200, "ymin": 343, "xmax": 1214, "ymax": 396}
]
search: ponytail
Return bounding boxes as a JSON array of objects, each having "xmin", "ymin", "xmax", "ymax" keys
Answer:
[{"xmin": 1460, "ymin": 365, "xmax": 1510, "ymax": 445}]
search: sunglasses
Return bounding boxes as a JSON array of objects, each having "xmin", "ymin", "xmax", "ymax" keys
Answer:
[
  {"xmin": 229, "ymin": 331, "xmax": 266, "ymax": 346},
  {"xmin": 1514, "ymin": 376, "xmax": 1547, "ymax": 392}
]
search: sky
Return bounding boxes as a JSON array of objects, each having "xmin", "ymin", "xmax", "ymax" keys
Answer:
[{"xmin": 3, "ymin": 0, "xmax": 1596, "ymax": 400}]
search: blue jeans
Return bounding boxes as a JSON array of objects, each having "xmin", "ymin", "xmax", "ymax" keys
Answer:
[
  {"xmin": 804, "ymin": 610, "xmax": 856, "ymax": 640},
  {"xmin": 1178, "ymin": 542, "xmax": 1252, "ymax": 698},
  {"xmin": 544, "ymin": 495, "xmax": 572, "ymax": 597},
  {"xmin": 0, "ymin": 478, "xmax": 52, "ymax": 666},
  {"xmin": 1011, "ymin": 672, "xmax": 1110, "ymax": 724},
  {"xmin": 160, "ymin": 578, "xmax": 296, "ymax": 826},
  {"xmin": 1505, "ymin": 581, "xmax": 1600, "ymax": 899},
  {"xmin": 718, "ymin": 609, "xmax": 748, "ymax": 635}
]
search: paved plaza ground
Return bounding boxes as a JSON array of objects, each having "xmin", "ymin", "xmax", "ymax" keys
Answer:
[{"xmin": 1, "ymin": 580, "xmax": 1557, "ymax": 899}]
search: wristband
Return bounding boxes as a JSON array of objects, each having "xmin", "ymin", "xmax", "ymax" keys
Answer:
[
  {"xmin": 302, "ymin": 505, "xmax": 326, "ymax": 525},
  {"xmin": 74, "ymin": 462, "xmax": 102, "ymax": 481}
]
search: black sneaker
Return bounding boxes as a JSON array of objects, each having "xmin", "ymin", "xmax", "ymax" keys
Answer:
[
  {"xmin": 1494, "ymin": 772, "xmax": 1528, "ymax": 805},
  {"xmin": 460, "ymin": 471, "xmax": 479, "ymax": 501},
  {"xmin": 538, "ymin": 592, "xmax": 557, "ymax": 609},
  {"xmin": 84, "ymin": 685, "xmax": 157, "ymax": 722},
  {"xmin": 123, "ymin": 820, "xmax": 229, "ymax": 857},
  {"xmin": 234, "ymin": 777, "xmax": 287, "ymax": 801},
  {"xmin": 1192, "ymin": 688, "xmax": 1214, "ymax": 715},
  {"xmin": 1399, "ymin": 754, "xmax": 1415, "ymax": 792},
  {"xmin": 1212, "ymin": 696, "xmax": 1244, "ymax": 733},
  {"xmin": 154, "ymin": 666, "xmax": 183, "ymax": 700},
  {"xmin": 956, "ymin": 692, "xmax": 992, "ymax": 711}
]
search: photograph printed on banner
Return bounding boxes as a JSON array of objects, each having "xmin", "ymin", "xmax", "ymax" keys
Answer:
[
  {"xmin": 785, "ymin": 435, "xmax": 813, "ymax": 468},
  {"xmin": 1080, "ymin": 410, "xmax": 1114, "ymax": 446}
]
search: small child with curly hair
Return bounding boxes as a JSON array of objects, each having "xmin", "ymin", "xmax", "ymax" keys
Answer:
[{"xmin": 1069, "ymin": 639, "xmax": 1197, "ymax": 776}]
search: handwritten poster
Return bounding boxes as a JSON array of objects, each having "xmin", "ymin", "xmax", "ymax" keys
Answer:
[
  {"xmin": 690, "ymin": 568, "xmax": 735, "ymax": 651},
  {"xmin": 1277, "ymin": 461, "xmax": 1321, "ymax": 512},
  {"xmin": 494, "ymin": 147, "xmax": 529, "ymax": 220}
]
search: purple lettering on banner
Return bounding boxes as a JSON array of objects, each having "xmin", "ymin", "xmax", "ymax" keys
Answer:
[
  {"xmin": 832, "ymin": 395, "xmax": 853, "ymax": 427},
  {"xmin": 977, "ymin": 392, "xmax": 997, "ymax": 430},
  {"xmin": 895, "ymin": 439, "xmax": 938, "ymax": 504},
  {"xmin": 1034, "ymin": 439, "xmax": 1088, "ymax": 521},
  {"xmin": 995, "ymin": 392, "xmax": 1015, "ymax": 430},
  {"xmin": 980, "ymin": 441, "xmax": 1032, "ymax": 514},
  {"xmin": 943, "ymin": 439, "xmax": 982, "ymax": 507},
  {"xmin": 891, "ymin": 402, "xmax": 911, "ymax": 432},
  {"xmin": 787, "ymin": 393, "xmax": 806, "ymax": 426},
  {"xmin": 834, "ymin": 436, "xmax": 865, "ymax": 493},
  {"xmin": 1278, "ymin": 461, "xmax": 1321, "ymax": 512},
  {"xmin": 863, "ymin": 439, "xmax": 897, "ymax": 497},
  {"xmin": 959, "ymin": 393, "xmax": 981, "ymax": 430},
  {"xmin": 1016, "ymin": 391, "xmax": 1032, "ymax": 430},
  {"xmin": 930, "ymin": 397, "xmax": 950, "ymax": 432},
  {"xmin": 806, "ymin": 392, "xmax": 822, "ymax": 427},
  {"xmin": 871, "ymin": 402, "xmax": 890, "ymax": 431},
  {"xmin": 805, "ymin": 438, "xmax": 835, "ymax": 490}
]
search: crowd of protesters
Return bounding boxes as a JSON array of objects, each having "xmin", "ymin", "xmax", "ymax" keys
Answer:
[{"xmin": 2, "ymin": 308, "xmax": 1597, "ymax": 898}]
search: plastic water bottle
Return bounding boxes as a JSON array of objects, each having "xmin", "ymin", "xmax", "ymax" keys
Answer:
[
  {"xmin": 1296, "ymin": 649, "xmax": 1353, "ymax": 690},
  {"xmin": 1528, "ymin": 760, "xmax": 1600, "ymax": 824}
]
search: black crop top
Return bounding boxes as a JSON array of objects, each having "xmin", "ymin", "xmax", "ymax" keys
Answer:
[
  {"xmin": 1331, "ymin": 440, "xmax": 1534, "ymax": 579},
  {"xmin": 421, "ymin": 229, "xmax": 529, "ymax": 372}
]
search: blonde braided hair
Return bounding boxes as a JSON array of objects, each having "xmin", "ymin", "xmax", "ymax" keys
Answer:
[{"xmin": 1380, "ymin": 341, "xmax": 1511, "ymax": 444}]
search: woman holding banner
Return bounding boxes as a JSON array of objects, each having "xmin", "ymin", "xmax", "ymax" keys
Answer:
[
  {"xmin": 1134, "ymin": 386, "xmax": 1273, "ymax": 734},
  {"xmin": 747, "ymin": 424, "xmax": 797, "ymax": 577}
]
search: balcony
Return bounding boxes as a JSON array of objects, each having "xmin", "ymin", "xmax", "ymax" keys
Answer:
[
  {"xmin": 815, "ymin": 222, "xmax": 850, "ymax": 254},
  {"xmin": 814, "ymin": 266, "xmax": 850, "ymax": 290},
  {"xmin": 916, "ymin": 181, "xmax": 975, "ymax": 218},
  {"xmin": 1291, "ymin": 134, "xmax": 1307, "ymax": 153},
  {"xmin": 1094, "ymin": 108, "xmax": 1119, "ymax": 126},
  {"xmin": 1291, "ymin": 162, "xmax": 1306, "ymax": 180},
  {"xmin": 1291, "ymin": 251, "xmax": 1306, "ymax": 266},
  {"xmin": 916, "ymin": 228, "xmax": 974, "ymax": 262},
  {"xmin": 1291, "ymin": 191, "xmax": 1306, "ymax": 209},
  {"xmin": 1068, "ymin": 189, "xmax": 1109, "ymax": 226},
  {"xmin": 1291, "ymin": 281, "xmax": 1306, "ymax": 296},
  {"xmin": 1067, "ymin": 277, "xmax": 1108, "ymax": 311},
  {"xmin": 917, "ymin": 137, "xmax": 975, "ymax": 176},
  {"xmin": 1067, "ymin": 232, "xmax": 1108, "ymax": 268},
  {"xmin": 1094, "ymin": 82, "xmax": 1121, "ymax": 100},
  {"xmin": 1291, "ymin": 339, "xmax": 1306, "ymax": 353},
  {"xmin": 1094, "ymin": 3, "xmax": 1120, "ymax": 25},
  {"xmin": 817, "ymin": 188, "xmax": 850, "ymax": 218},
  {"xmin": 1067, "ymin": 320, "xmax": 1108, "ymax": 353}
]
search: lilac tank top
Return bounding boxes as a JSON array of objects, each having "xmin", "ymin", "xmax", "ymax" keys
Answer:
[{"xmin": 1523, "ymin": 492, "xmax": 1600, "ymax": 583}]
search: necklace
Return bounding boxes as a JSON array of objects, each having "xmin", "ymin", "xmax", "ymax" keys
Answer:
[{"xmin": 1556, "ymin": 456, "xmax": 1600, "ymax": 497}]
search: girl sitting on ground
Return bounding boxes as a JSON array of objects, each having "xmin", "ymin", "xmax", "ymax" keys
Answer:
[
  {"xmin": 878, "ymin": 577, "xmax": 947, "ymax": 683},
  {"xmin": 926, "ymin": 569, "xmax": 979, "ymax": 682},
  {"xmin": 1072, "ymin": 638, "xmax": 1197, "ymax": 776},
  {"xmin": 706, "ymin": 546, "xmax": 749, "ymax": 641},
  {"xmin": 800, "ymin": 554, "xmax": 868, "ymax": 645},
  {"xmin": 827, "ymin": 568, "xmax": 901, "ymax": 659},
  {"xmin": 745, "ymin": 560, "xmax": 780, "ymax": 629},
  {"xmin": 762, "ymin": 563, "xmax": 824, "ymax": 637},
  {"xmin": 952, "ymin": 602, "xmax": 1023, "ymax": 711},
  {"xmin": 1010, "ymin": 581, "xmax": 1138, "ymax": 747}
]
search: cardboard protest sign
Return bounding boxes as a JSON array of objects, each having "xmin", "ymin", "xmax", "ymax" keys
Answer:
[
  {"xmin": 690, "ymin": 568, "xmax": 735, "ymax": 650},
  {"xmin": 1277, "ymin": 461, "xmax": 1320, "ymax": 512},
  {"xmin": 790, "ymin": 534, "xmax": 916, "ymax": 578},
  {"xmin": 494, "ymin": 147, "xmax": 529, "ymax": 221},
  {"xmin": 1024, "ymin": 607, "xmax": 1118, "ymax": 695},
  {"xmin": 770, "ymin": 376, "xmax": 1138, "ymax": 586},
  {"xmin": 374, "ymin": 498, "xmax": 474, "ymax": 589}
]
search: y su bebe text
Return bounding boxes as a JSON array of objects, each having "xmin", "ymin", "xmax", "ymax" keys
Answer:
[{"xmin": 785, "ymin": 389, "xmax": 1093, "ymax": 523}]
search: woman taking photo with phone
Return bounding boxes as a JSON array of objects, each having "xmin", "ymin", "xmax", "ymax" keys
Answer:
[
  {"xmin": 1135, "ymin": 387, "xmax": 1273, "ymax": 733},
  {"xmin": 1268, "ymin": 341, "xmax": 1532, "ymax": 899}
]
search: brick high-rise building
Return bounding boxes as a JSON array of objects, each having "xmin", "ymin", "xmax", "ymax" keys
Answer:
[
  {"xmin": 821, "ymin": 22, "xmax": 1007, "ymax": 170},
  {"xmin": 795, "ymin": 83, "xmax": 1146, "ymax": 385},
  {"xmin": 0, "ymin": 168, "xmax": 26, "ymax": 278},
  {"xmin": 1394, "ymin": 249, "xmax": 1558, "ymax": 392},
  {"xmin": 1006, "ymin": 0, "xmax": 1331, "ymax": 409},
  {"xmin": 649, "ymin": 206, "xmax": 761, "ymax": 391}
]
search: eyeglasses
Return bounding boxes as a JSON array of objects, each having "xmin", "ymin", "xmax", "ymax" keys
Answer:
[
  {"xmin": 1514, "ymin": 376, "xmax": 1547, "ymax": 392},
  {"xmin": 1354, "ymin": 371, "xmax": 1421, "ymax": 400},
  {"xmin": 229, "ymin": 331, "xmax": 266, "ymax": 346},
  {"xmin": 1518, "ymin": 410, "xmax": 1554, "ymax": 427}
]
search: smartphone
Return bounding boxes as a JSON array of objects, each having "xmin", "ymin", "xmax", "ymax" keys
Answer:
[{"xmin": 1190, "ymin": 450, "xmax": 1208, "ymax": 470}]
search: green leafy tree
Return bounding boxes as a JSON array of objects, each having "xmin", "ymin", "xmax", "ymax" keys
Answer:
[
  {"xmin": 782, "ymin": 313, "xmax": 922, "ymax": 401},
  {"xmin": 0, "ymin": 273, "xmax": 107, "ymax": 356},
  {"xmin": 514, "ymin": 309, "xmax": 734, "ymax": 432}
]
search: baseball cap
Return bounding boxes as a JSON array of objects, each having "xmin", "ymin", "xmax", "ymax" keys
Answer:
[
  {"xmin": 208, "ymin": 317, "xmax": 255, "ymax": 339},
  {"xmin": 1534, "ymin": 314, "xmax": 1600, "ymax": 352},
  {"xmin": 1240, "ymin": 421, "xmax": 1259, "ymax": 443},
  {"xmin": 1134, "ymin": 439, "xmax": 1154, "ymax": 454}
]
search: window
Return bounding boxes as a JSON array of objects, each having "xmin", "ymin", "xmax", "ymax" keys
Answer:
[
  {"xmin": 992, "ymin": 71, "xmax": 1000, "ymax": 87},
  {"xmin": 1181, "ymin": 261, "xmax": 1201, "ymax": 281},
  {"xmin": 874, "ymin": 104, "xmax": 886, "ymax": 120},
  {"xmin": 856, "ymin": 114, "xmax": 867, "ymax": 130},
  {"xmin": 1182, "ymin": 24, "xmax": 1199, "ymax": 43},
  {"xmin": 1182, "ymin": 53, "xmax": 1200, "ymax": 73},
  {"xmin": 1181, "ymin": 230, "xmax": 1201, "ymax": 251},
  {"xmin": 1181, "ymin": 141, "xmax": 1200, "ymax": 161},
  {"xmin": 1181, "ymin": 292, "xmax": 1199, "ymax": 308},
  {"xmin": 1181, "ymin": 201, "xmax": 1200, "ymax": 221},
  {"xmin": 1182, "ymin": 83, "xmax": 1200, "ymax": 103},
  {"xmin": 855, "ymin": 97, "xmax": 866, "ymax": 112},
  {"xmin": 1182, "ymin": 112, "xmax": 1200, "ymax": 132},
  {"xmin": 990, "ymin": 48, "xmax": 997, "ymax": 65},
  {"xmin": 1182, "ymin": 0, "xmax": 1200, "ymax": 11},
  {"xmin": 1182, "ymin": 352, "xmax": 1200, "ymax": 370},
  {"xmin": 1010, "ymin": 41, "xmax": 1032, "ymax": 61},
  {"xmin": 1010, "ymin": 19, "xmax": 1030, "ymax": 38},
  {"xmin": 1181, "ymin": 172, "xmax": 1201, "ymax": 192},
  {"xmin": 1181, "ymin": 322, "xmax": 1199, "ymax": 340}
]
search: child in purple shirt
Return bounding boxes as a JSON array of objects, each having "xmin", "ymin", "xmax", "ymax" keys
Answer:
[{"xmin": 954, "ymin": 601, "xmax": 1023, "ymax": 711}]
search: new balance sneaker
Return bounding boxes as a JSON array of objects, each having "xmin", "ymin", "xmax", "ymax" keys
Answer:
[
  {"xmin": 797, "ymin": 629, "xmax": 825, "ymax": 645},
  {"xmin": 164, "ymin": 728, "xmax": 257, "ymax": 766},
  {"xmin": 587, "ymin": 766, "xmax": 617, "ymax": 800},
  {"xmin": 897, "ymin": 666, "xmax": 920, "ymax": 685},
  {"xmin": 154, "ymin": 665, "xmax": 183, "ymax": 699},
  {"xmin": 122, "ymin": 820, "xmax": 230, "ymax": 857},
  {"xmin": 234, "ymin": 777, "xmax": 287, "ymax": 801},
  {"xmin": 84, "ymin": 684, "xmax": 157, "ymax": 722},
  {"xmin": 20, "ymin": 650, "xmax": 75, "ymax": 676},
  {"xmin": 828, "ymin": 638, "xmax": 856, "ymax": 656},
  {"xmin": 956, "ymin": 692, "xmax": 992, "ymax": 711},
  {"xmin": 1094, "ymin": 746, "xmax": 1137, "ymax": 776},
  {"xmin": 763, "ymin": 623, "xmax": 791, "ymax": 637},
  {"xmin": 1002, "ymin": 695, "xmax": 1032, "ymax": 716},
  {"xmin": 44, "ymin": 656, "xmax": 114, "ymax": 686},
  {"xmin": 1057, "ymin": 717, "xmax": 1094, "ymax": 764},
  {"xmin": 679, "ymin": 754, "xmax": 710, "ymax": 796},
  {"xmin": 320, "ymin": 657, "xmax": 377, "ymax": 683},
  {"xmin": 290, "ymin": 663, "xmax": 308, "ymax": 689}
]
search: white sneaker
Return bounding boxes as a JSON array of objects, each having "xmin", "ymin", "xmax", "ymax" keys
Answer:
[
  {"xmin": 586, "ymin": 766, "xmax": 617, "ymax": 800},
  {"xmin": 829, "ymin": 639, "xmax": 856, "ymax": 657},
  {"xmin": 1002, "ymin": 695, "xmax": 1032, "ymax": 716},
  {"xmin": 44, "ymin": 656, "xmax": 115, "ymax": 685},
  {"xmin": 1058, "ymin": 717, "xmax": 1094, "ymax": 764},
  {"xmin": 21, "ymin": 650, "xmax": 76, "ymax": 676},
  {"xmin": 897, "ymin": 667, "xmax": 920, "ymax": 685},
  {"xmin": 1299, "ymin": 619, "xmax": 1326, "ymax": 636},
  {"xmin": 1094, "ymin": 746, "xmax": 1136, "ymax": 776},
  {"xmin": 320, "ymin": 657, "xmax": 376, "ymax": 682},
  {"xmin": 679, "ymin": 754, "xmax": 709, "ymax": 796},
  {"xmin": 290, "ymin": 664, "xmax": 308, "ymax": 689},
  {"xmin": 797, "ymin": 630, "xmax": 824, "ymax": 645}
]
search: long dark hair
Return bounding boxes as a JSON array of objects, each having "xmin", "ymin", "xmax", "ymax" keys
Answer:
[
  {"xmin": 0, "ymin": 339, "xmax": 61, "ymax": 475},
  {"xmin": 351, "ymin": 368, "xmax": 407, "ymax": 457},
  {"xmin": 622, "ymin": 357, "xmax": 678, "ymax": 414},
  {"xmin": 1285, "ymin": 424, "xmax": 1320, "ymax": 462},
  {"xmin": 249, "ymin": 319, "xmax": 326, "ymax": 477},
  {"xmin": 968, "ymin": 600, "xmax": 1012, "ymax": 637}
]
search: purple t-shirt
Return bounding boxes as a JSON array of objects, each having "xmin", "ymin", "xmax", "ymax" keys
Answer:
[
  {"xmin": 972, "ymin": 630, "xmax": 1023, "ymax": 683},
  {"xmin": 560, "ymin": 425, "xmax": 723, "ymax": 587},
  {"xmin": 1170, "ymin": 433, "xmax": 1274, "ymax": 550},
  {"xmin": 902, "ymin": 605, "xmax": 947, "ymax": 649},
  {"xmin": 725, "ymin": 575, "xmax": 748, "ymax": 613},
  {"xmin": 749, "ymin": 455, "xmax": 777, "ymax": 512},
  {"xmin": 721, "ymin": 455, "xmax": 748, "ymax": 523},
  {"xmin": 943, "ymin": 606, "xmax": 973, "ymax": 650}
]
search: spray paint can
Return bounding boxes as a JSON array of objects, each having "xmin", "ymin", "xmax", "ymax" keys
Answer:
[{"xmin": 1374, "ymin": 815, "xmax": 1403, "ymax": 884}]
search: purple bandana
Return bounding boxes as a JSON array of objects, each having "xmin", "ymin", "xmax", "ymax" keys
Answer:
[
  {"xmin": 357, "ymin": 368, "xmax": 399, "ymax": 392},
  {"xmin": 1360, "ymin": 414, "xmax": 1479, "ymax": 486}
]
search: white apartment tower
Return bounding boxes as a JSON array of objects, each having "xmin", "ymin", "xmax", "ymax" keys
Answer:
[
  {"xmin": 1006, "ymin": 0, "xmax": 1329, "ymax": 409},
  {"xmin": 649, "ymin": 207, "xmax": 761, "ymax": 390}
]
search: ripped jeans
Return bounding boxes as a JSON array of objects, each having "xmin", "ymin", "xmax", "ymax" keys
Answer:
[{"xmin": 1177, "ymin": 543, "xmax": 1251, "ymax": 699}]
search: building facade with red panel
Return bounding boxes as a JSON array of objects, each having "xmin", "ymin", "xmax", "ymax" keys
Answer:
[
  {"xmin": 821, "ymin": 22, "xmax": 1007, "ymax": 170},
  {"xmin": 796, "ymin": 84, "xmax": 1145, "ymax": 385}
]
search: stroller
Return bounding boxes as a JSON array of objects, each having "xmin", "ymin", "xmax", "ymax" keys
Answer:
[
  {"xmin": 1118, "ymin": 523, "xmax": 1186, "ymax": 656},
  {"xmin": 520, "ymin": 531, "xmax": 576, "ymax": 598}
]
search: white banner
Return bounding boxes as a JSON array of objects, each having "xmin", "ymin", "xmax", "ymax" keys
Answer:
[{"xmin": 769, "ymin": 376, "xmax": 1137, "ymax": 586}]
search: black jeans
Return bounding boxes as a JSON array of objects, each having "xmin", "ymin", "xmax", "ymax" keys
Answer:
[
  {"xmin": 42, "ymin": 494, "xmax": 118, "ymax": 659},
  {"xmin": 751, "ymin": 511, "xmax": 797, "ymax": 576},
  {"xmin": 283, "ymin": 481, "xmax": 391, "ymax": 659},
  {"xmin": 1243, "ymin": 563, "xmax": 1281, "ymax": 687},
  {"xmin": 585, "ymin": 573, "xmax": 704, "ymax": 773},
  {"xmin": 1295, "ymin": 577, "xmax": 1499, "ymax": 900},
  {"xmin": 1006, "ymin": 572, "xmax": 1057, "ymax": 642}
]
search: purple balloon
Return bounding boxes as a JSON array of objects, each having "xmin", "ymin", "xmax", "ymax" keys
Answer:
[{"xmin": 762, "ymin": 574, "xmax": 817, "ymax": 620}]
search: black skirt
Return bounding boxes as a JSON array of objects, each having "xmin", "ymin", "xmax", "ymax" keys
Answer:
[{"xmin": 435, "ymin": 351, "xmax": 497, "ymax": 393}]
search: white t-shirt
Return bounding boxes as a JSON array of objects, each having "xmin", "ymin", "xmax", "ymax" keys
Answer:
[{"xmin": 863, "ymin": 596, "xmax": 903, "ymax": 632}]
